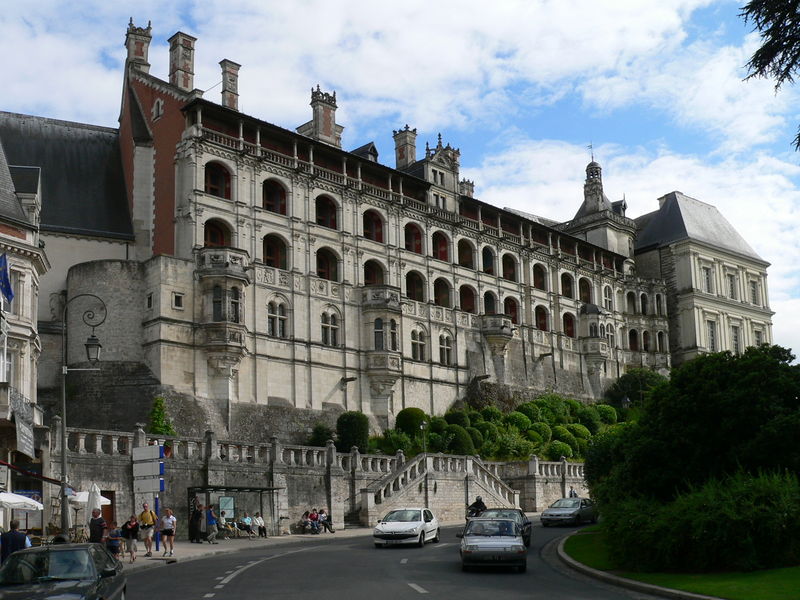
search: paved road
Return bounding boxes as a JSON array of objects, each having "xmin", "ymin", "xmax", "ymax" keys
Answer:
[{"xmin": 126, "ymin": 523, "xmax": 662, "ymax": 599}]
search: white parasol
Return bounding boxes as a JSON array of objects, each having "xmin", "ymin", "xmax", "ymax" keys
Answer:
[
  {"xmin": 86, "ymin": 483, "xmax": 105, "ymax": 516},
  {"xmin": 0, "ymin": 491, "xmax": 44, "ymax": 511},
  {"xmin": 68, "ymin": 491, "xmax": 112, "ymax": 506}
]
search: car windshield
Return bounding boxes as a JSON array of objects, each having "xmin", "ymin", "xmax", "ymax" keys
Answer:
[
  {"xmin": 0, "ymin": 549, "xmax": 95, "ymax": 584},
  {"xmin": 465, "ymin": 519, "xmax": 518, "ymax": 537},
  {"xmin": 383, "ymin": 510, "xmax": 421, "ymax": 522},
  {"xmin": 481, "ymin": 510, "xmax": 521, "ymax": 523},
  {"xmin": 551, "ymin": 499, "xmax": 580, "ymax": 509}
]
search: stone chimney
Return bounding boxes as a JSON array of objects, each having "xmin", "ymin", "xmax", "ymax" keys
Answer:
[
  {"xmin": 296, "ymin": 85, "xmax": 343, "ymax": 148},
  {"xmin": 125, "ymin": 19, "xmax": 152, "ymax": 74},
  {"xmin": 393, "ymin": 125, "xmax": 417, "ymax": 169},
  {"xmin": 168, "ymin": 31, "xmax": 197, "ymax": 92},
  {"xmin": 220, "ymin": 59, "xmax": 241, "ymax": 111},
  {"xmin": 459, "ymin": 179, "xmax": 475, "ymax": 198}
]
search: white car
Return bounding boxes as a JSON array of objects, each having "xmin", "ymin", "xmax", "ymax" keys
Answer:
[{"xmin": 373, "ymin": 507, "xmax": 440, "ymax": 547}]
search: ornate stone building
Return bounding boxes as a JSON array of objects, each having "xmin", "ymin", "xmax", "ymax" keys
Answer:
[{"xmin": 0, "ymin": 22, "xmax": 772, "ymax": 437}]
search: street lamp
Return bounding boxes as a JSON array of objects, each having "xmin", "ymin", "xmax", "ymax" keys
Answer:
[
  {"xmin": 420, "ymin": 421, "xmax": 428, "ymax": 455},
  {"xmin": 60, "ymin": 294, "xmax": 107, "ymax": 538}
]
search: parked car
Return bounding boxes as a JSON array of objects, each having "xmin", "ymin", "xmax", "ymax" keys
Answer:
[
  {"xmin": 373, "ymin": 508, "xmax": 440, "ymax": 547},
  {"xmin": 459, "ymin": 517, "xmax": 527, "ymax": 573},
  {"xmin": 0, "ymin": 543, "xmax": 126, "ymax": 600},
  {"xmin": 540, "ymin": 497, "xmax": 597, "ymax": 526},
  {"xmin": 476, "ymin": 508, "xmax": 532, "ymax": 547}
]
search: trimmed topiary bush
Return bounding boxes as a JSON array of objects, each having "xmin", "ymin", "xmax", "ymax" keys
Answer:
[
  {"xmin": 576, "ymin": 406, "xmax": 602, "ymax": 434},
  {"xmin": 465, "ymin": 426, "xmax": 484, "ymax": 450},
  {"xmin": 525, "ymin": 429, "xmax": 543, "ymax": 446},
  {"xmin": 307, "ymin": 423, "xmax": 335, "ymax": 447},
  {"xmin": 564, "ymin": 398, "xmax": 583, "ymax": 418},
  {"xmin": 516, "ymin": 402, "xmax": 542, "ymax": 423},
  {"xmin": 445, "ymin": 424, "xmax": 476, "ymax": 455},
  {"xmin": 481, "ymin": 405, "xmax": 503, "ymax": 423},
  {"xmin": 552, "ymin": 425, "xmax": 579, "ymax": 455},
  {"xmin": 429, "ymin": 416, "xmax": 448, "ymax": 434},
  {"xmin": 566, "ymin": 423, "xmax": 591, "ymax": 440},
  {"xmin": 445, "ymin": 410, "xmax": 471, "ymax": 429},
  {"xmin": 474, "ymin": 421, "xmax": 499, "ymax": 442},
  {"xmin": 377, "ymin": 429, "xmax": 413, "ymax": 454},
  {"xmin": 466, "ymin": 409, "xmax": 483, "ymax": 424},
  {"xmin": 428, "ymin": 432, "xmax": 448, "ymax": 453},
  {"xmin": 395, "ymin": 407, "xmax": 428, "ymax": 437},
  {"xmin": 503, "ymin": 411, "xmax": 532, "ymax": 431},
  {"xmin": 529, "ymin": 422, "xmax": 552, "ymax": 443},
  {"xmin": 595, "ymin": 403, "xmax": 618, "ymax": 425},
  {"xmin": 544, "ymin": 440, "xmax": 573, "ymax": 460},
  {"xmin": 336, "ymin": 411, "xmax": 369, "ymax": 453}
]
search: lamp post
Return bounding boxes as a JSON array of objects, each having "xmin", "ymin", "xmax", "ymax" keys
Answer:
[
  {"xmin": 420, "ymin": 421, "xmax": 428, "ymax": 507},
  {"xmin": 60, "ymin": 294, "xmax": 107, "ymax": 538}
]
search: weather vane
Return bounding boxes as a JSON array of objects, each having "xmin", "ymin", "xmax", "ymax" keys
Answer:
[{"xmin": 587, "ymin": 142, "xmax": 594, "ymax": 161}]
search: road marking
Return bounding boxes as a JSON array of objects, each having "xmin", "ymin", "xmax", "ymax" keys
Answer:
[
  {"xmin": 400, "ymin": 558, "xmax": 408, "ymax": 564},
  {"xmin": 434, "ymin": 543, "xmax": 450, "ymax": 549},
  {"xmin": 218, "ymin": 547, "xmax": 316, "ymax": 586},
  {"xmin": 203, "ymin": 594, "xmax": 215, "ymax": 598},
  {"xmin": 215, "ymin": 585, "xmax": 224, "ymax": 589},
  {"xmin": 408, "ymin": 583, "xmax": 428, "ymax": 594},
  {"xmin": 215, "ymin": 576, "xmax": 223, "ymax": 580}
]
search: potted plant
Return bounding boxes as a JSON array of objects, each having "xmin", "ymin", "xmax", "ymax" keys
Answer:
[{"xmin": 147, "ymin": 396, "xmax": 177, "ymax": 457}]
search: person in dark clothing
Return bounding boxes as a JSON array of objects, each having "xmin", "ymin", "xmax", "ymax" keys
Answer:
[
  {"xmin": 189, "ymin": 497, "xmax": 203, "ymax": 543},
  {"xmin": 467, "ymin": 496, "xmax": 487, "ymax": 517},
  {"xmin": 0, "ymin": 520, "xmax": 30, "ymax": 563},
  {"xmin": 88, "ymin": 508, "xmax": 107, "ymax": 543}
]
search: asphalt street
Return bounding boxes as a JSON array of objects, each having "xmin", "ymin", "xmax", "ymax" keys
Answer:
[{"xmin": 126, "ymin": 523, "xmax": 664, "ymax": 599}]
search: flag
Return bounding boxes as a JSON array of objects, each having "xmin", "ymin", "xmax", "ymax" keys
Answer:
[{"xmin": 0, "ymin": 254, "xmax": 13, "ymax": 304}]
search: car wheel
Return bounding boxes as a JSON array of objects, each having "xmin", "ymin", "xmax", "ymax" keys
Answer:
[
  {"xmin": 524, "ymin": 536, "xmax": 530, "ymax": 548},
  {"xmin": 374, "ymin": 542, "xmax": 382, "ymax": 548},
  {"xmin": 541, "ymin": 522, "xmax": 549, "ymax": 528},
  {"xmin": 574, "ymin": 515, "xmax": 582, "ymax": 525},
  {"xmin": 432, "ymin": 528, "xmax": 440, "ymax": 543},
  {"xmin": 518, "ymin": 562, "xmax": 527, "ymax": 574},
  {"xmin": 417, "ymin": 532, "xmax": 425, "ymax": 547}
]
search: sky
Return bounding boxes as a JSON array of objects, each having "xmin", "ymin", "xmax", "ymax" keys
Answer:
[{"xmin": 3, "ymin": 0, "xmax": 800, "ymax": 357}]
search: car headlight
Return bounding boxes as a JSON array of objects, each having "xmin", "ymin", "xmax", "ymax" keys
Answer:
[
  {"xmin": 374, "ymin": 528, "xmax": 382, "ymax": 534},
  {"xmin": 403, "ymin": 526, "xmax": 419, "ymax": 533},
  {"xmin": 464, "ymin": 544, "xmax": 478, "ymax": 551}
]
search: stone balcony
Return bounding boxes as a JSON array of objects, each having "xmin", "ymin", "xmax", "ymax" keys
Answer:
[
  {"xmin": 195, "ymin": 247, "xmax": 252, "ymax": 284},
  {"xmin": 580, "ymin": 338, "xmax": 611, "ymax": 357},
  {"xmin": 360, "ymin": 285, "xmax": 403, "ymax": 312},
  {"xmin": 480, "ymin": 314, "xmax": 515, "ymax": 355},
  {"xmin": 198, "ymin": 321, "xmax": 246, "ymax": 356}
]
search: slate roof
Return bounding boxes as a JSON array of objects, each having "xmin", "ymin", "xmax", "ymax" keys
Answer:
[
  {"xmin": 0, "ymin": 112, "xmax": 133, "ymax": 240},
  {"xmin": 9, "ymin": 166, "xmax": 40, "ymax": 194},
  {"xmin": 635, "ymin": 191, "xmax": 762, "ymax": 261},
  {"xmin": 0, "ymin": 139, "xmax": 29, "ymax": 225}
]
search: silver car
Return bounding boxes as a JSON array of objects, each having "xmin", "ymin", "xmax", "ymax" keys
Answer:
[
  {"xmin": 540, "ymin": 497, "xmax": 597, "ymax": 526},
  {"xmin": 459, "ymin": 518, "xmax": 527, "ymax": 572}
]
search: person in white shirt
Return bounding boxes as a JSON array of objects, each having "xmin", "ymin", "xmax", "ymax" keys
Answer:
[
  {"xmin": 159, "ymin": 508, "xmax": 177, "ymax": 557},
  {"xmin": 253, "ymin": 512, "xmax": 267, "ymax": 538}
]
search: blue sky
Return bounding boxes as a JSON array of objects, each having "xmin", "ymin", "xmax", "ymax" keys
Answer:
[{"xmin": 3, "ymin": 0, "xmax": 800, "ymax": 356}]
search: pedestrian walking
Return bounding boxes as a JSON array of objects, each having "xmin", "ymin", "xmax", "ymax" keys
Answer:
[
  {"xmin": 159, "ymin": 508, "xmax": 177, "ymax": 557},
  {"xmin": 138, "ymin": 502, "xmax": 158, "ymax": 557},
  {"xmin": 88, "ymin": 508, "xmax": 107, "ymax": 544},
  {"xmin": 106, "ymin": 522, "xmax": 122, "ymax": 558},
  {"xmin": 569, "ymin": 486, "xmax": 578, "ymax": 498},
  {"xmin": 121, "ymin": 514, "xmax": 139, "ymax": 563},
  {"xmin": 206, "ymin": 505, "xmax": 219, "ymax": 544}
]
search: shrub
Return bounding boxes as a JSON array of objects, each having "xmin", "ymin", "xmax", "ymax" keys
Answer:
[
  {"xmin": 565, "ymin": 423, "xmax": 591, "ymax": 440},
  {"xmin": 503, "ymin": 411, "xmax": 532, "ymax": 431},
  {"xmin": 576, "ymin": 406, "xmax": 602, "ymax": 434},
  {"xmin": 552, "ymin": 425, "xmax": 579, "ymax": 455},
  {"xmin": 465, "ymin": 426, "xmax": 484, "ymax": 449},
  {"xmin": 377, "ymin": 429, "xmax": 413, "ymax": 454},
  {"xmin": 481, "ymin": 427, "xmax": 535, "ymax": 460},
  {"xmin": 466, "ymin": 408, "xmax": 483, "ymax": 424},
  {"xmin": 481, "ymin": 405, "xmax": 503, "ymax": 423},
  {"xmin": 525, "ymin": 429, "xmax": 543, "ymax": 446},
  {"xmin": 445, "ymin": 410, "xmax": 471, "ymax": 429},
  {"xmin": 474, "ymin": 421, "xmax": 499, "ymax": 442},
  {"xmin": 429, "ymin": 416, "xmax": 448, "ymax": 434},
  {"xmin": 335, "ymin": 411, "xmax": 369, "ymax": 453},
  {"xmin": 529, "ymin": 422, "xmax": 552, "ymax": 443},
  {"xmin": 516, "ymin": 402, "xmax": 542, "ymax": 423},
  {"xmin": 445, "ymin": 424, "xmax": 476, "ymax": 455},
  {"xmin": 544, "ymin": 440, "xmax": 573, "ymax": 460},
  {"xmin": 564, "ymin": 398, "xmax": 583, "ymax": 419},
  {"xmin": 575, "ymin": 437, "xmax": 588, "ymax": 457},
  {"xmin": 534, "ymin": 393, "xmax": 570, "ymax": 424},
  {"xmin": 595, "ymin": 404, "xmax": 618, "ymax": 425},
  {"xmin": 395, "ymin": 407, "xmax": 427, "ymax": 437},
  {"xmin": 147, "ymin": 396, "xmax": 176, "ymax": 436},
  {"xmin": 428, "ymin": 432, "xmax": 450, "ymax": 453},
  {"xmin": 307, "ymin": 423, "xmax": 335, "ymax": 447}
]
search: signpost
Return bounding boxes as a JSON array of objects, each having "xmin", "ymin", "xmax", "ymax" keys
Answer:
[{"xmin": 132, "ymin": 445, "xmax": 165, "ymax": 552}]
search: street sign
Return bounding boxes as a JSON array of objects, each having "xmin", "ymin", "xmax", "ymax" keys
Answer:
[
  {"xmin": 132, "ymin": 446, "xmax": 164, "ymax": 461},
  {"xmin": 133, "ymin": 478, "xmax": 165, "ymax": 494},
  {"xmin": 133, "ymin": 461, "xmax": 164, "ymax": 478}
]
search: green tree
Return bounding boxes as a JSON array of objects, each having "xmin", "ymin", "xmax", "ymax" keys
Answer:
[
  {"xmin": 307, "ymin": 423, "xmax": 335, "ymax": 447},
  {"xmin": 147, "ymin": 396, "xmax": 176, "ymax": 436},
  {"xmin": 395, "ymin": 407, "xmax": 427, "ymax": 437},
  {"xmin": 444, "ymin": 424, "xmax": 475, "ymax": 455},
  {"xmin": 336, "ymin": 411, "xmax": 370, "ymax": 453},
  {"xmin": 603, "ymin": 367, "xmax": 668, "ymax": 415}
]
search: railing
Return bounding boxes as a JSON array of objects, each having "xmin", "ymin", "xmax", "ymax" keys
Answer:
[
  {"xmin": 483, "ymin": 225, "xmax": 499, "ymax": 237},
  {"xmin": 201, "ymin": 127, "xmax": 240, "ymax": 150},
  {"xmin": 461, "ymin": 217, "xmax": 480, "ymax": 231},
  {"xmin": 65, "ymin": 428, "xmax": 134, "ymax": 456},
  {"xmin": 367, "ymin": 453, "xmax": 427, "ymax": 505},
  {"xmin": 471, "ymin": 459, "xmax": 517, "ymax": 506}
]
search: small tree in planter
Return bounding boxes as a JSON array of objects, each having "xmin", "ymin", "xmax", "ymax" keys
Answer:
[{"xmin": 147, "ymin": 396, "xmax": 177, "ymax": 455}]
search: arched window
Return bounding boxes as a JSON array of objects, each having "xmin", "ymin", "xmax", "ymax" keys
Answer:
[
  {"xmin": 390, "ymin": 319, "xmax": 398, "ymax": 351},
  {"xmin": 607, "ymin": 330, "xmax": 615, "ymax": 348},
  {"xmin": 363, "ymin": 210, "xmax": 383, "ymax": 242},
  {"xmin": 656, "ymin": 294, "xmax": 664, "ymax": 316},
  {"xmin": 364, "ymin": 260, "xmax": 384, "ymax": 286},
  {"xmin": 267, "ymin": 301, "xmax": 288, "ymax": 338},
  {"xmin": 433, "ymin": 278, "xmax": 451, "ymax": 308},
  {"xmin": 642, "ymin": 331, "xmax": 651, "ymax": 351},
  {"xmin": 657, "ymin": 331, "xmax": 665, "ymax": 352},
  {"xmin": 484, "ymin": 292, "xmax": 496, "ymax": 315},
  {"xmin": 482, "ymin": 247, "xmax": 495, "ymax": 274},
  {"xmin": 262, "ymin": 180, "xmax": 286, "ymax": 214},
  {"xmin": 626, "ymin": 292, "xmax": 636, "ymax": 314},
  {"xmin": 431, "ymin": 231, "xmax": 449, "ymax": 261},
  {"xmin": 600, "ymin": 324, "xmax": 606, "ymax": 337},
  {"xmin": 317, "ymin": 248, "xmax": 338, "ymax": 281},
  {"xmin": 263, "ymin": 234, "xmax": 287, "ymax": 269},
  {"xmin": 640, "ymin": 293, "xmax": 649, "ymax": 315},
  {"xmin": 579, "ymin": 278, "xmax": 592, "ymax": 303},
  {"xmin": 204, "ymin": 220, "xmax": 230, "ymax": 248},
  {"xmin": 561, "ymin": 273, "xmax": 574, "ymax": 298},
  {"xmin": 406, "ymin": 271, "xmax": 425, "ymax": 302},
  {"xmin": 404, "ymin": 223, "xmax": 423, "ymax": 254},
  {"xmin": 316, "ymin": 196, "xmax": 338, "ymax": 230},
  {"xmin": 629, "ymin": 329, "xmax": 639, "ymax": 351},
  {"xmin": 411, "ymin": 329, "xmax": 426, "ymax": 361},
  {"xmin": 457, "ymin": 239, "xmax": 474, "ymax": 268},
  {"xmin": 459, "ymin": 286, "xmax": 476, "ymax": 314},
  {"xmin": 535, "ymin": 306, "xmax": 548, "ymax": 331},
  {"xmin": 533, "ymin": 264, "xmax": 547, "ymax": 291},
  {"xmin": 589, "ymin": 323, "xmax": 599, "ymax": 337},
  {"xmin": 504, "ymin": 297, "xmax": 519, "ymax": 324},
  {"xmin": 374, "ymin": 318, "xmax": 384, "ymax": 350},
  {"xmin": 502, "ymin": 255, "xmax": 517, "ymax": 281},
  {"xmin": 229, "ymin": 287, "xmax": 241, "ymax": 323},
  {"xmin": 321, "ymin": 312, "xmax": 339, "ymax": 346},
  {"xmin": 563, "ymin": 313, "xmax": 576, "ymax": 337},
  {"xmin": 439, "ymin": 334, "xmax": 453, "ymax": 366},
  {"xmin": 205, "ymin": 162, "xmax": 231, "ymax": 199},
  {"xmin": 603, "ymin": 286, "xmax": 613, "ymax": 310}
]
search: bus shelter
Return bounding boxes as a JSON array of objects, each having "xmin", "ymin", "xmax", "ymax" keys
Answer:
[{"xmin": 187, "ymin": 485, "xmax": 284, "ymax": 537}]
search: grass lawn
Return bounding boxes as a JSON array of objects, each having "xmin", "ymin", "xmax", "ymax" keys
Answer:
[{"xmin": 563, "ymin": 527, "xmax": 800, "ymax": 600}]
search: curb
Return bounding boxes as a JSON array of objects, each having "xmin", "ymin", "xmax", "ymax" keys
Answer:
[{"xmin": 556, "ymin": 534, "xmax": 724, "ymax": 600}]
